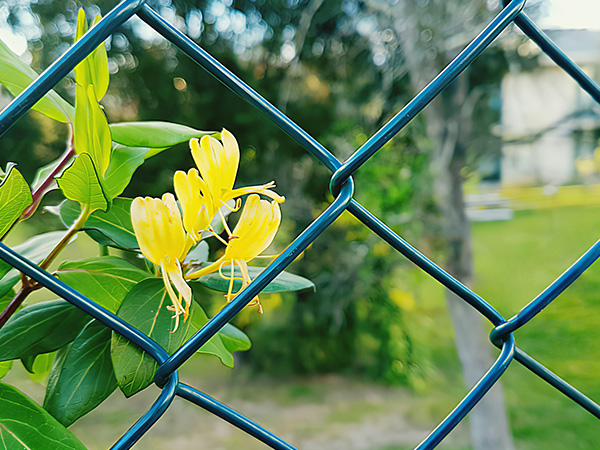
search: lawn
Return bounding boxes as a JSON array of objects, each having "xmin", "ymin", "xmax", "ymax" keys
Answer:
[
  {"xmin": 3, "ymin": 205, "xmax": 600, "ymax": 449},
  {"xmin": 471, "ymin": 205, "xmax": 600, "ymax": 449}
]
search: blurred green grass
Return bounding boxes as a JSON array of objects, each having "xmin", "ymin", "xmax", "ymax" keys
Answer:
[
  {"xmin": 3, "ymin": 205, "xmax": 600, "ymax": 449},
  {"xmin": 472, "ymin": 205, "xmax": 600, "ymax": 449}
]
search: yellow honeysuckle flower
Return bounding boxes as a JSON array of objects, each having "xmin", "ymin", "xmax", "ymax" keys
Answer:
[
  {"xmin": 131, "ymin": 193, "xmax": 192, "ymax": 332},
  {"xmin": 173, "ymin": 168, "xmax": 214, "ymax": 242},
  {"xmin": 186, "ymin": 194, "xmax": 281, "ymax": 313},
  {"xmin": 190, "ymin": 129, "xmax": 285, "ymax": 214}
]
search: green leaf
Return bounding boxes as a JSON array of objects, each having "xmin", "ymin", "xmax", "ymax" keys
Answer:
[
  {"xmin": 0, "ymin": 231, "xmax": 71, "ymax": 298},
  {"xmin": 110, "ymin": 121, "xmax": 212, "ymax": 149},
  {"xmin": 44, "ymin": 345, "xmax": 70, "ymax": 410},
  {"xmin": 0, "ymin": 38, "xmax": 74, "ymax": 123},
  {"xmin": 0, "ymin": 300, "xmax": 91, "ymax": 362},
  {"xmin": 60, "ymin": 198, "xmax": 137, "ymax": 249},
  {"xmin": 57, "ymin": 153, "xmax": 108, "ymax": 213},
  {"xmin": 110, "ymin": 279, "xmax": 191, "ymax": 397},
  {"xmin": 0, "ymin": 163, "xmax": 32, "ymax": 238},
  {"xmin": 73, "ymin": 85, "xmax": 111, "ymax": 177},
  {"xmin": 218, "ymin": 323, "xmax": 251, "ymax": 353},
  {"xmin": 90, "ymin": 15, "xmax": 109, "ymax": 100},
  {"xmin": 23, "ymin": 352, "xmax": 55, "ymax": 383},
  {"xmin": 31, "ymin": 154, "xmax": 72, "ymax": 192},
  {"xmin": 74, "ymin": 9, "xmax": 109, "ymax": 101},
  {"xmin": 184, "ymin": 241, "xmax": 209, "ymax": 265},
  {"xmin": 102, "ymin": 146, "xmax": 148, "ymax": 200},
  {"xmin": 57, "ymin": 256, "xmax": 151, "ymax": 314},
  {"xmin": 26, "ymin": 155, "xmax": 74, "ymax": 218},
  {"xmin": 0, "ymin": 361, "xmax": 12, "ymax": 379},
  {"xmin": 0, "ymin": 382, "xmax": 87, "ymax": 450},
  {"xmin": 0, "ymin": 231, "xmax": 69, "ymax": 280},
  {"xmin": 194, "ymin": 265, "xmax": 315, "ymax": 294},
  {"xmin": 0, "ymin": 288, "xmax": 12, "ymax": 312},
  {"xmin": 186, "ymin": 301, "xmax": 234, "ymax": 368},
  {"xmin": 44, "ymin": 320, "xmax": 117, "ymax": 427},
  {"xmin": 20, "ymin": 354, "xmax": 36, "ymax": 373}
]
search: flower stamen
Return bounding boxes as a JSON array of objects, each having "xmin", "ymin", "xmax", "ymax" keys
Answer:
[
  {"xmin": 208, "ymin": 226, "xmax": 229, "ymax": 246},
  {"xmin": 218, "ymin": 208, "xmax": 233, "ymax": 238},
  {"xmin": 221, "ymin": 198, "xmax": 242, "ymax": 213}
]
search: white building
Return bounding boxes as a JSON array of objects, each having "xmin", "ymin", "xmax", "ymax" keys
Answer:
[{"xmin": 499, "ymin": 29, "xmax": 600, "ymax": 187}]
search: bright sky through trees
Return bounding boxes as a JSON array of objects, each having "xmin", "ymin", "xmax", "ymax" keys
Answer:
[
  {"xmin": 540, "ymin": 0, "xmax": 600, "ymax": 30},
  {"xmin": 0, "ymin": 0, "xmax": 600, "ymax": 59}
]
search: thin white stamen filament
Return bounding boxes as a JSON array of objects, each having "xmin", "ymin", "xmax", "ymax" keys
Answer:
[
  {"xmin": 218, "ymin": 208, "xmax": 233, "ymax": 238},
  {"xmin": 227, "ymin": 260, "xmax": 235, "ymax": 302},
  {"xmin": 161, "ymin": 262, "xmax": 184, "ymax": 333},
  {"xmin": 220, "ymin": 198, "xmax": 242, "ymax": 213},
  {"xmin": 209, "ymin": 226, "xmax": 229, "ymax": 246}
]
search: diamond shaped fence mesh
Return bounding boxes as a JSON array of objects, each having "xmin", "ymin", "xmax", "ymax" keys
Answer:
[{"xmin": 1, "ymin": 0, "xmax": 599, "ymax": 449}]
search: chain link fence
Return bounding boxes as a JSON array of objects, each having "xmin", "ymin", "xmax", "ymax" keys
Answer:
[{"xmin": 0, "ymin": 0, "xmax": 599, "ymax": 449}]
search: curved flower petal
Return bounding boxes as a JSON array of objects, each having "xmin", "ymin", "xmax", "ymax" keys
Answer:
[
  {"xmin": 189, "ymin": 130, "xmax": 284, "ymax": 211},
  {"xmin": 186, "ymin": 194, "xmax": 282, "ymax": 284},
  {"xmin": 220, "ymin": 129, "xmax": 240, "ymax": 192},
  {"xmin": 131, "ymin": 193, "xmax": 192, "ymax": 330},
  {"xmin": 174, "ymin": 168, "xmax": 214, "ymax": 241},
  {"xmin": 227, "ymin": 195, "xmax": 281, "ymax": 261}
]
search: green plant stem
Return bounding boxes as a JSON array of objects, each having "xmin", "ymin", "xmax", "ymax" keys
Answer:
[
  {"xmin": 40, "ymin": 204, "xmax": 90, "ymax": 271},
  {"xmin": 0, "ymin": 204, "xmax": 90, "ymax": 331}
]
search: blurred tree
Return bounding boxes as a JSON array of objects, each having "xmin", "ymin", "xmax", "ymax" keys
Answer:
[
  {"xmin": 1, "ymin": 0, "xmax": 430, "ymax": 385},
  {"xmin": 366, "ymin": 1, "xmax": 516, "ymax": 449},
  {"xmin": 0, "ymin": 4, "xmax": 530, "ymax": 449}
]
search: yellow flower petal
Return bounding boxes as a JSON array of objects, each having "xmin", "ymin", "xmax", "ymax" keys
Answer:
[
  {"xmin": 131, "ymin": 193, "xmax": 193, "ymax": 331},
  {"xmin": 220, "ymin": 128, "xmax": 240, "ymax": 191},
  {"xmin": 226, "ymin": 195, "xmax": 281, "ymax": 262},
  {"xmin": 174, "ymin": 168, "xmax": 214, "ymax": 241},
  {"xmin": 189, "ymin": 131, "xmax": 284, "ymax": 213},
  {"xmin": 167, "ymin": 262, "xmax": 192, "ymax": 319}
]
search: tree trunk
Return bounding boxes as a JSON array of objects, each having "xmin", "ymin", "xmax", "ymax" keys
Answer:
[
  {"xmin": 386, "ymin": 1, "xmax": 515, "ymax": 445},
  {"xmin": 441, "ymin": 132, "xmax": 515, "ymax": 450}
]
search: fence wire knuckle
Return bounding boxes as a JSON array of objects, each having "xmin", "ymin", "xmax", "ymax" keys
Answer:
[{"xmin": 0, "ymin": 0, "xmax": 599, "ymax": 448}]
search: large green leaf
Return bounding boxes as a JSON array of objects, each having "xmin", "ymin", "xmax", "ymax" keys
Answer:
[
  {"xmin": 0, "ymin": 361, "xmax": 12, "ymax": 379},
  {"xmin": 74, "ymin": 9, "xmax": 109, "ymax": 101},
  {"xmin": 0, "ymin": 300, "xmax": 91, "ymax": 362},
  {"xmin": 0, "ymin": 231, "xmax": 71, "ymax": 298},
  {"xmin": 110, "ymin": 121, "xmax": 212, "ymax": 149},
  {"xmin": 57, "ymin": 153, "xmax": 108, "ymax": 213},
  {"xmin": 0, "ymin": 290, "xmax": 13, "ymax": 378},
  {"xmin": 45, "ymin": 320, "xmax": 117, "ymax": 427},
  {"xmin": 60, "ymin": 198, "xmax": 137, "ymax": 249},
  {"xmin": 0, "ymin": 383, "xmax": 87, "ymax": 449},
  {"xmin": 218, "ymin": 323, "xmax": 251, "ymax": 353},
  {"xmin": 57, "ymin": 256, "xmax": 151, "ymax": 314},
  {"xmin": 22, "ymin": 351, "xmax": 55, "ymax": 383},
  {"xmin": 73, "ymin": 85, "xmax": 111, "ymax": 177},
  {"xmin": 110, "ymin": 279, "xmax": 191, "ymax": 397},
  {"xmin": 194, "ymin": 265, "xmax": 315, "ymax": 294},
  {"xmin": 0, "ymin": 38, "xmax": 74, "ymax": 123},
  {"xmin": 0, "ymin": 288, "xmax": 13, "ymax": 312},
  {"xmin": 0, "ymin": 163, "xmax": 32, "ymax": 238},
  {"xmin": 186, "ymin": 301, "xmax": 234, "ymax": 368},
  {"xmin": 103, "ymin": 146, "xmax": 148, "ymax": 200}
]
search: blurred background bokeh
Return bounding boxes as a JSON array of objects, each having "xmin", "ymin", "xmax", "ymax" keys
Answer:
[{"xmin": 1, "ymin": 0, "xmax": 600, "ymax": 448}]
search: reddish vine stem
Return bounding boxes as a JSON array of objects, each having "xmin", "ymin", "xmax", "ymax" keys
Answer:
[
  {"xmin": 0, "ymin": 201, "xmax": 89, "ymax": 331},
  {"xmin": 21, "ymin": 130, "xmax": 75, "ymax": 220},
  {"xmin": 0, "ymin": 276, "xmax": 35, "ymax": 329}
]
